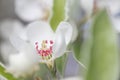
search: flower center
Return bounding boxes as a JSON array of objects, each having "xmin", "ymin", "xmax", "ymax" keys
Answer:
[{"xmin": 35, "ymin": 40, "xmax": 54, "ymax": 60}]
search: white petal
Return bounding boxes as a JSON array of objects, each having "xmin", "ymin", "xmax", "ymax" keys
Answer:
[
  {"xmin": 13, "ymin": 24, "xmax": 27, "ymax": 41},
  {"xmin": 52, "ymin": 30, "xmax": 66, "ymax": 59},
  {"xmin": 41, "ymin": 0, "xmax": 53, "ymax": 8},
  {"xmin": 56, "ymin": 22, "xmax": 73, "ymax": 45},
  {"xmin": 69, "ymin": 21, "xmax": 78, "ymax": 43},
  {"xmin": 9, "ymin": 34, "xmax": 28, "ymax": 52},
  {"xmin": 15, "ymin": 0, "xmax": 52, "ymax": 22},
  {"xmin": 108, "ymin": 1, "xmax": 120, "ymax": 15},
  {"xmin": 0, "ymin": 19, "xmax": 24, "ymax": 40},
  {"xmin": 7, "ymin": 52, "xmax": 39, "ymax": 77},
  {"xmin": 111, "ymin": 17, "xmax": 120, "ymax": 32},
  {"xmin": 27, "ymin": 21, "xmax": 54, "ymax": 45},
  {"xmin": 0, "ymin": 41, "xmax": 17, "ymax": 63},
  {"xmin": 7, "ymin": 40, "xmax": 39, "ymax": 77}
]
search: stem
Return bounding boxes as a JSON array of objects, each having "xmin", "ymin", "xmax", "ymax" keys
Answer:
[
  {"xmin": 46, "ymin": 61, "xmax": 58, "ymax": 80},
  {"xmin": 51, "ymin": 62, "xmax": 57, "ymax": 80}
]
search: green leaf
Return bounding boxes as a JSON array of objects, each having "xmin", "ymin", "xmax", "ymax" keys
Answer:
[
  {"xmin": 50, "ymin": 0, "xmax": 66, "ymax": 31},
  {"xmin": 0, "ymin": 65, "xmax": 17, "ymax": 80},
  {"xmin": 73, "ymin": 21, "xmax": 93, "ymax": 68},
  {"xmin": 86, "ymin": 10, "xmax": 119, "ymax": 80},
  {"xmin": 34, "ymin": 64, "xmax": 52, "ymax": 80},
  {"xmin": 55, "ymin": 54, "xmax": 67, "ymax": 76}
]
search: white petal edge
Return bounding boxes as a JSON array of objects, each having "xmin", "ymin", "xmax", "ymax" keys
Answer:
[
  {"xmin": 52, "ymin": 30, "xmax": 66, "ymax": 59},
  {"xmin": 56, "ymin": 22, "xmax": 73, "ymax": 45},
  {"xmin": 9, "ymin": 34, "xmax": 28, "ymax": 52},
  {"xmin": 27, "ymin": 21, "xmax": 54, "ymax": 45},
  {"xmin": 0, "ymin": 41, "xmax": 17, "ymax": 63},
  {"xmin": 15, "ymin": 0, "xmax": 44, "ymax": 22},
  {"xmin": 0, "ymin": 19, "xmax": 24, "ymax": 40}
]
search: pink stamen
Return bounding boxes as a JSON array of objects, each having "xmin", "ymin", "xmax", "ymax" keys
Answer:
[
  {"xmin": 35, "ymin": 40, "xmax": 54, "ymax": 58},
  {"xmin": 35, "ymin": 42, "xmax": 38, "ymax": 45},
  {"xmin": 50, "ymin": 40, "xmax": 53, "ymax": 44}
]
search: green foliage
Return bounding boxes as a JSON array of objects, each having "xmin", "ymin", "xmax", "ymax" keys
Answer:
[
  {"xmin": 55, "ymin": 54, "xmax": 67, "ymax": 76},
  {"xmin": 86, "ymin": 9, "xmax": 119, "ymax": 80},
  {"xmin": 50, "ymin": 0, "xmax": 66, "ymax": 31},
  {"xmin": 0, "ymin": 65, "xmax": 17, "ymax": 80},
  {"xmin": 73, "ymin": 28, "xmax": 92, "ymax": 68},
  {"xmin": 73, "ymin": 9, "xmax": 119, "ymax": 80}
]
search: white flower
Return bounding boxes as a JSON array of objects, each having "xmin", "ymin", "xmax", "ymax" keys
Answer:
[
  {"xmin": 15, "ymin": 0, "xmax": 53, "ymax": 22},
  {"xmin": 7, "ymin": 36, "xmax": 40, "ymax": 77},
  {"xmin": 0, "ymin": 19, "xmax": 39, "ymax": 77},
  {"xmin": 5, "ymin": 21, "xmax": 72, "ymax": 77},
  {"xmin": 26, "ymin": 21, "xmax": 73, "ymax": 62}
]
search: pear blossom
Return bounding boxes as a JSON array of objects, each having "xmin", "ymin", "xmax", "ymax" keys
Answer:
[
  {"xmin": 3, "ymin": 21, "xmax": 72, "ymax": 77},
  {"xmin": 15, "ymin": 0, "xmax": 53, "ymax": 22},
  {"xmin": 7, "ymin": 36, "xmax": 40, "ymax": 77},
  {"xmin": 0, "ymin": 19, "xmax": 40, "ymax": 77},
  {"xmin": 25, "ymin": 21, "xmax": 73, "ymax": 63}
]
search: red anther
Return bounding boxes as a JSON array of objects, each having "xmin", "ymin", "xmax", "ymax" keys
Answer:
[
  {"xmin": 35, "ymin": 40, "xmax": 54, "ymax": 58},
  {"xmin": 50, "ymin": 40, "xmax": 53, "ymax": 44},
  {"xmin": 35, "ymin": 42, "xmax": 38, "ymax": 45}
]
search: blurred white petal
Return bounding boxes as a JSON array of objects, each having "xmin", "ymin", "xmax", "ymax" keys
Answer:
[
  {"xmin": 7, "ymin": 35, "xmax": 39, "ymax": 77},
  {"xmin": 7, "ymin": 51, "xmax": 39, "ymax": 77},
  {"xmin": 27, "ymin": 21, "xmax": 54, "ymax": 45},
  {"xmin": 9, "ymin": 34, "xmax": 28, "ymax": 52},
  {"xmin": 70, "ymin": 22, "xmax": 78, "ymax": 42},
  {"xmin": 56, "ymin": 22, "xmax": 73, "ymax": 45},
  {"xmin": 111, "ymin": 17, "xmax": 120, "ymax": 32},
  {"xmin": 0, "ymin": 19, "xmax": 24, "ymax": 40},
  {"xmin": 52, "ymin": 30, "xmax": 66, "ymax": 59},
  {"xmin": 0, "ymin": 41, "xmax": 16, "ymax": 63},
  {"xmin": 15, "ymin": 0, "xmax": 53, "ymax": 22}
]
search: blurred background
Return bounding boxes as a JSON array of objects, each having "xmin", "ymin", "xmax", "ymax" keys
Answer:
[{"xmin": 0, "ymin": 0, "xmax": 120, "ymax": 80}]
